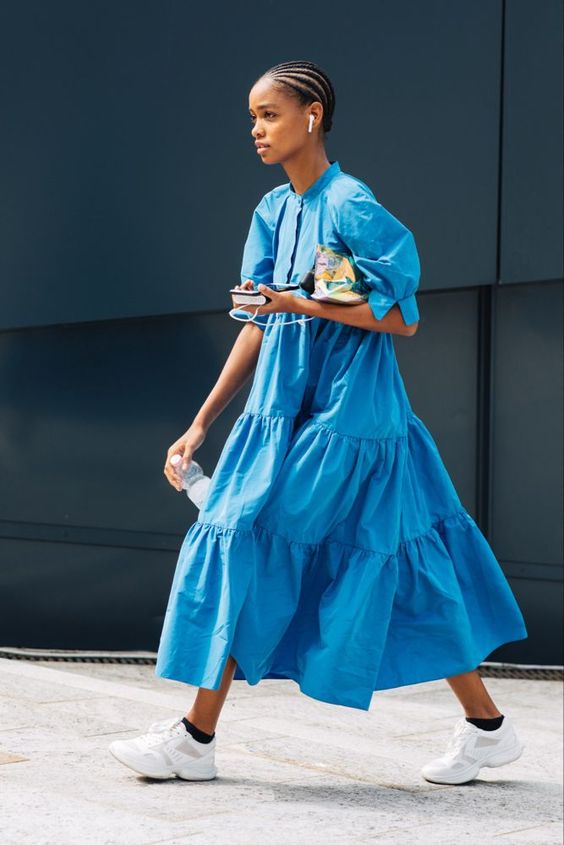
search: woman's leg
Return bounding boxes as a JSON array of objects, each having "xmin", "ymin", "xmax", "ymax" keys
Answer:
[
  {"xmin": 184, "ymin": 654, "xmax": 238, "ymax": 734},
  {"xmin": 446, "ymin": 668, "xmax": 503, "ymax": 718}
]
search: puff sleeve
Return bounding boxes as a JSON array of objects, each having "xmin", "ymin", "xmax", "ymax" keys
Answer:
[
  {"xmin": 236, "ymin": 195, "xmax": 275, "ymax": 331},
  {"xmin": 331, "ymin": 186, "xmax": 421, "ymax": 326}
]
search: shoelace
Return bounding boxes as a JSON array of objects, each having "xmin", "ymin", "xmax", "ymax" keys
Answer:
[
  {"xmin": 148, "ymin": 716, "xmax": 183, "ymax": 733},
  {"xmin": 143, "ymin": 718, "xmax": 186, "ymax": 748},
  {"xmin": 444, "ymin": 718, "xmax": 475, "ymax": 759}
]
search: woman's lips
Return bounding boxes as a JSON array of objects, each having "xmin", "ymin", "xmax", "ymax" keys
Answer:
[{"xmin": 256, "ymin": 145, "xmax": 269, "ymax": 154}]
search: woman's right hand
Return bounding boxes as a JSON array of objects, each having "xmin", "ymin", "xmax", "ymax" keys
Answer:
[{"xmin": 164, "ymin": 421, "xmax": 207, "ymax": 492}]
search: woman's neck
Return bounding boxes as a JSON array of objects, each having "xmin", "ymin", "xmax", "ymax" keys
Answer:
[{"xmin": 283, "ymin": 150, "xmax": 332, "ymax": 196}]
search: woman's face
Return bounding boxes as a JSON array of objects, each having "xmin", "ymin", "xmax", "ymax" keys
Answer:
[{"xmin": 248, "ymin": 78, "xmax": 321, "ymax": 165}]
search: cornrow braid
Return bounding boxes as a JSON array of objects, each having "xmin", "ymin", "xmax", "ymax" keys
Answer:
[{"xmin": 258, "ymin": 60, "xmax": 336, "ymax": 133}]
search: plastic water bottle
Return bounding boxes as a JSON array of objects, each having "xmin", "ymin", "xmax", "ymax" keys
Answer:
[{"xmin": 169, "ymin": 454, "xmax": 211, "ymax": 508}]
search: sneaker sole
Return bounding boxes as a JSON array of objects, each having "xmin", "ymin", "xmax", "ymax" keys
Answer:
[
  {"xmin": 483, "ymin": 739, "xmax": 526, "ymax": 769},
  {"xmin": 109, "ymin": 744, "xmax": 218, "ymax": 781},
  {"xmin": 421, "ymin": 740, "xmax": 525, "ymax": 785}
]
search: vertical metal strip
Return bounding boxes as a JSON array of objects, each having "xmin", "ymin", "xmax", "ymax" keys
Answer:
[
  {"xmin": 476, "ymin": 285, "xmax": 495, "ymax": 538},
  {"xmin": 476, "ymin": 0, "xmax": 505, "ymax": 538}
]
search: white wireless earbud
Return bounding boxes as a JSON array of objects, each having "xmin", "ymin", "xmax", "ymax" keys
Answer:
[{"xmin": 308, "ymin": 114, "xmax": 314, "ymax": 133}]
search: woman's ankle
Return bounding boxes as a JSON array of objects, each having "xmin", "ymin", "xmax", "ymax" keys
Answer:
[
  {"xmin": 463, "ymin": 707, "xmax": 503, "ymax": 719},
  {"xmin": 184, "ymin": 712, "xmax": 216, "ymax": 735}
]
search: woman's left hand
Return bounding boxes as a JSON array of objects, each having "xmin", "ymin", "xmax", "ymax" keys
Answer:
[{"xmin": 233, "ymin": 283, "xmax": 297, "ymax": 315}]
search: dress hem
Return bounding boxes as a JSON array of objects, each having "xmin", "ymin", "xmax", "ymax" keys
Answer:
[
  {"xmin": 155, "ymin": 507, "xmax": 528, "ymax": 709},
  {"xmin": 155, "ymin": 629, "xmax": 529, "ymax": 712}
]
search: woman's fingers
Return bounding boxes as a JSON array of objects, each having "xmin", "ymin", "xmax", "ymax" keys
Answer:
[
  {"xmin": 164, "ymin": 450, "xmax": 184, "ymax": 491},
  {"xmin": 164, "ymin": 467, "xmax": 182, "ymax": 491},
  {"xmin": 163, "ymin": 422, "xmax": 206, "ymax": 493},
  {"xmin": 164, "ymin": 442, "xmax": 198, "ymax": 491},
  {"xmin": 180, "ymin": 447, "xmax": 193, "ymax": 472},
  {"xmin": 232, "ymin": 279, "xmax": 256, "ymax": 310},
  {"xmin": 164, "ymin": 470, "xmax": 181, "ymax": 492}
]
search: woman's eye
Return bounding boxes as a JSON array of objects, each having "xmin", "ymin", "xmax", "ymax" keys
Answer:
[{"xmin": 249, "ymin": 113, "xmax": 275, "ymax": 122}]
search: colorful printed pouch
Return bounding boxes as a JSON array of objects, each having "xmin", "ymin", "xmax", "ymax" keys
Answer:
[{"xmin": 311, "ymin": 243, "xmax": 371, "ymax": 304}]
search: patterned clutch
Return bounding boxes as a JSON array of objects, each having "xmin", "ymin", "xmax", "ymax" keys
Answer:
[{"xmin": 310, "ymin": 244, "xmax": 370, "ymax": 304}]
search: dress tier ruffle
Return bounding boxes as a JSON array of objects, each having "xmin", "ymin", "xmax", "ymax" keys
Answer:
[{"xmin": 155, "ymin": 387, "xmax": 528, "ymax": 710}]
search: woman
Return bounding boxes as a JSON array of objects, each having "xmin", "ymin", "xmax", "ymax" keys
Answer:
[{"xmin": 110, "ymin": 61, "xmax": 528, "ymax": 785}]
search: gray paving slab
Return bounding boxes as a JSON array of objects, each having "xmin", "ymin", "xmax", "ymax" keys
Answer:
[{"xmin": 0, "ymin": 658, "xmax": 561, "ymax": 845}]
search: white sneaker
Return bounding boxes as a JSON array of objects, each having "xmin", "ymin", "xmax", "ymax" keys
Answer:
[
  {"xmin": 421, "ymin": 715, "xmax": 525, "ymax": 785},
  {"xmin": 109, "ymin": 716, "xmax": 217, "ymax": 780}
]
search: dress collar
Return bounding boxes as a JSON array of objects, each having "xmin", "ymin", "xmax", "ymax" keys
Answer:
[{"xmin": 288, "ymin": 160, "xmax": 341, "ymax": 202}]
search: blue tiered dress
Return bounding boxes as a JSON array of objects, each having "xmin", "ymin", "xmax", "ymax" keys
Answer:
[{"xmin": 155, "ymin": 160, "xmax": 528, "ymax": 711}]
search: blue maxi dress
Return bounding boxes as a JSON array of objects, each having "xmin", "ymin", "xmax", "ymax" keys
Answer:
[{"xmin": 155, "ymin": 160, "xmax": 528, "ymax": 711}]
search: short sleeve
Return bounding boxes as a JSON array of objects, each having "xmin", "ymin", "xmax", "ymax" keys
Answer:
[
  {"xmin": 236, "ymin": 195, "xmax": 275, "ymax": 331},
  {"xmin": 331, "ymin": 187, "xmax": 421, "ymax": 326}
]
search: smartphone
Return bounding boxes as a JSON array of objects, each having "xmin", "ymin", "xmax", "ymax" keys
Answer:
[
  {"xmin": 230, "ymin": 288, "xmax": 271, "ymax": 305},
  {"xmin": 229, "ymin": 282, "xmax": 300, "ymax": 306}
]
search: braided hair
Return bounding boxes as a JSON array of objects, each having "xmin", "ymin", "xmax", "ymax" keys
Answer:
[{"xmin": 257, "ymin": 60, "xmax": 336, "ymax": 134}]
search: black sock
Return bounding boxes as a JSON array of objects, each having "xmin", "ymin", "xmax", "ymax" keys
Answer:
[
  {"xmin": 465, "ymin": 714, "xmax": 504, "ymax": 731},
  {"xmin": 181, "ymin": 717, "xmax": 215, "ymax": 743}
]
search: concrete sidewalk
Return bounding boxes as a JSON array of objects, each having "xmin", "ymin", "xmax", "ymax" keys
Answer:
[{"xmin": 0, "ymin": 658, "xmax": 562, "ymax": 845}]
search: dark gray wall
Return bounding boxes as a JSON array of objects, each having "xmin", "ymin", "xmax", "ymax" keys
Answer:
[{"xmin": 1, "ymin": 0, "xmax": 562, "ymax": 664}]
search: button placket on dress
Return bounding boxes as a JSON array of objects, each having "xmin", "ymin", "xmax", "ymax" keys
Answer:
[
  {"xmin": 287, "ymin": 195, "xmax": 304, "ymax": 283},
  {"xmin": 276, "ymin": 194, "xmax": 303, "ymax": 284}
]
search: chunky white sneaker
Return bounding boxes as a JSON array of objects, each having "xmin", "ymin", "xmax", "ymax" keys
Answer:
[
  {"xmin": 109, "ymin": 716, "xmax": 217, "ymax": 780},
  {"xmin": 421, "ymin": 715, "xmax": 525, "ymax": 785}
]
